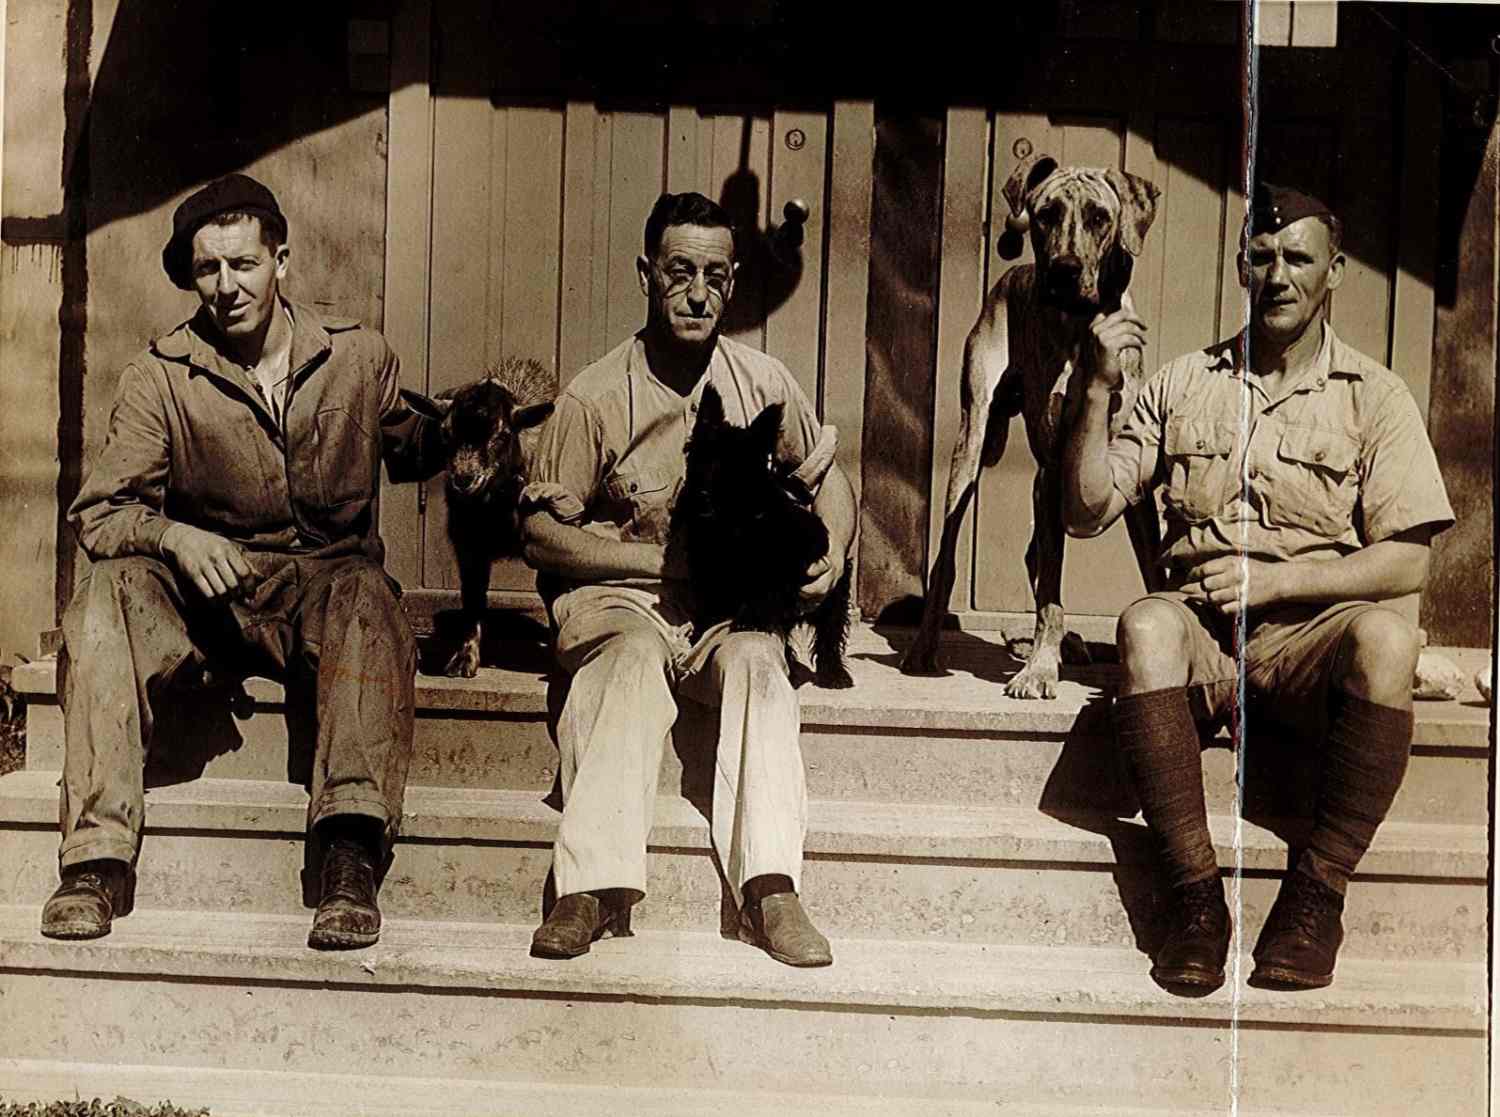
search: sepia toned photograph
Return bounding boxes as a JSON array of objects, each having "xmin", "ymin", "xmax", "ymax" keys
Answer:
[{"xmin": 0, "ymin": 1, "xmax": 1495, "ymax": 1113}]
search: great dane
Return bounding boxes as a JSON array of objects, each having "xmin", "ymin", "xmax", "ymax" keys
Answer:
[{"xmin": 900, "ymin": 152, "xmax": 1164, "ymax": 697}]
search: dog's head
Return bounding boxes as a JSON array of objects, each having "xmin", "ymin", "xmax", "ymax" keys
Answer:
[
  {"xmin": 682, "ymin": 385, "xmax": 828, "ymax": 571},
  {"xmin": 1001, "ymin": 154, "xmax": 1160, "ymax": 315},
  {"xmin": 403, "ymin": 370, "xmax": 553, "ymax": 502}
]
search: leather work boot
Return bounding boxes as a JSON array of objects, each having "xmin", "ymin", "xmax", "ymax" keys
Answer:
[
  {"xmin": 41, "ymin": 859, "xmax": 128, "ymax": 940},
  {"xmin": 739, "ymin": 892, "xmax": 833, "ymax": 967},
  {"xmin": 531, "ymin": 891, "xmax": 633, "ymax": 959},
  {"xmin": 1151, "ymin": 877, "xmax": 1232, "ymax": 991},
  {"xmin": 1252, "ymin": 871, "xmax": 1345, "ymax": 989},
  {"xmin": 308, "ymin": 837, "xmax": 382, "ymax": 950}
]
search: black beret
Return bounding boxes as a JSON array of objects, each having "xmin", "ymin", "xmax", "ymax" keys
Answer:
[
  {"xmin": 161, "ymin": 174, "xmax": 287, "ymax": 290},
  {"xmin": 1250, "ymin": 183, "xmax": 1334, "ymax": 236}
]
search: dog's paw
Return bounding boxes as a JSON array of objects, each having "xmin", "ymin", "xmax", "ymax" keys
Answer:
[
  {"xmin": 443, "ymin": 643, "xmax": 482, "ymax": 679},
  {"xmin": 815, "ymin": 663, "xmax": 856, "ymax": 690},
  {"xmin": 1004, "ymin": 653, "xmax": 1060, "ymax": 700}
]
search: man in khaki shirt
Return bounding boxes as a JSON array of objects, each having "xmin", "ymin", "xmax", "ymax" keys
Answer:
[
  {"xmin": 521, "ymin": 192, "xmax": 856, "ymax": 966},
  {"xmin": 1063, "ymin": 185, "xmax": 1453, "ymax": 992}
]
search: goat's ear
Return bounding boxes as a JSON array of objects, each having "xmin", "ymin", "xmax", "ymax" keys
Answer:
[
  {"xmin": 1106, "ymin": 169, "xmax": 1161, "ymax": 257},
  {"xmin": 513, "ymin": 400, "xmax": 554, "ymax": 431},
  {"xmin": 748, "ymin": 402, "xmax": 784, "ymax": 456},
  {"xmin": 399, "ymin": 388, "xmax": 452, "ymax": 422}
]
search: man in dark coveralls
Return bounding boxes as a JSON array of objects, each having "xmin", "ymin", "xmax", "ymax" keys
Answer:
[
  {"xmin": 41, "ymin": 174, "xmax": 441, "ymax": 949},
  {"xmin": 1063, "ymin": 185, "xmax": 1454, "ymax": 991}
]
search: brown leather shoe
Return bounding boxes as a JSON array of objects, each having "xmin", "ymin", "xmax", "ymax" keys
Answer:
[
  {"xmin": 1252, "ymin": 871, "xmax": 1345, "ymax": 989},
  {"xmin": 1151, "ymin": 877, "xmax": 1232, "ymax": 991},
  {"xmin": 739, "ymin": 892, "xmax": 833, "ymax": 967},
  {"xmin": 531, "ymin": 891, "xmax": 633, "ymax": 959},
  {"xmin": 308, "ymin": 838, "xmax": 381, "ymax": 950},
  {"xmin": 41, "ymin": 860, "xmax": 127, "ymax": 940}
]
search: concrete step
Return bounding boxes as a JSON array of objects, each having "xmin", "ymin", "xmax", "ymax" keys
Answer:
[
  {"xmin": 0, "ymin": 1058, "xmax": 1419, "ymax": 1117},
  {"xmin": 1, "ymin": 772, "xmax": 1485, "ymax": 958},
  {"xmin": 0, "ymin": 906, "xmax": 1484, "ymax": 1115},
  {"xmin": 15, "ymin": 638, "xmax": 1492, "ymax": 823}
]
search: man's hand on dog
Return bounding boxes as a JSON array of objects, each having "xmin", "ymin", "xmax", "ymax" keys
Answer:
[
  {"xmin": 1086, "ymin": 308, "xmax": 1149, "ymax": 392},
  {"xmin": 799, "ymin": 552, "xmax": 845, "ymax": 610},
  {"xmin": 162, "ymin": 523, "xmax": 256, "ymax": 601},
  {"xmin": 1181, "ymin": 555, "xmax": 1285, "ymax": 616}
]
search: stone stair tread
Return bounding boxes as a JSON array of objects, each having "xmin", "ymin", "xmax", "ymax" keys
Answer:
[
  {"xmin": 0, "ymin": 770, "xmax": 1485, "ymax": 876},
  {"xmin": 15, "ymin": 632, "xmax": 1492, "ymax": 741},
  {"xmin": 0, "ymin": 904, "xmax": 1481, "ymax": 1032},
  {"xmin": 0, "ymin": 1058, "xmax": 1334, "ymax": 1117}
]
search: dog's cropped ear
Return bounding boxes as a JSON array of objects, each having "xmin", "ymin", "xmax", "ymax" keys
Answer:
[
  {"xmin": 399, "ymin": 388, "xmax": 453, "ymax": 423},
  {"xmin": 999, "ymin": 152, "xmax": 1058, "ymax": 259},
  {"xmin": 512, "ymin": 401, "xmax": 554, "ymax": 431},
  {"xmin": 1002, "ymin": 153, "xmax": 1060, "ymax": 225},
  {"xmin": 747, "ymin": 402, "xmax": 784, "ymax": 458},
  {"xmin": 1106, "ymin": 169, "xmax": 1162, "ymax": 257},
  {"xmin": 695, "ymin": 383, "xmax": 726, "ymax": 430}
]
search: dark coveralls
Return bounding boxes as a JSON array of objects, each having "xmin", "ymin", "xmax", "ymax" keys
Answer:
[{"xmin": 58, "ymin": 300, "xmax": 437, "ymax": 870}]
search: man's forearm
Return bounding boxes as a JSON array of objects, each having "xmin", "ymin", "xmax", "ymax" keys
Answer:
[
  {"xmin": 1267, "ymin": 536, "xmax": 1431, "ymax": 606},
  {"xmin": 521, "ymin": 510, "xmax": 667, "ymax": 582},
  {"xmin": 1063, "ymin": 385, "xmax": 1126, "ymax": 537},
  {"xmin": 814, "ymin": 462, "xmax": 857, "ymax": 560}
]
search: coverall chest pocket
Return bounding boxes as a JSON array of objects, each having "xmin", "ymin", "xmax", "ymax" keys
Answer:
[
  {"xmin": 1264, "ymin": 425, "xmax": 1359, "ymax": 537},
  {"xmin": 1163, "ymin": 418, "xmax": 1237, "ymax": 524},
  {"xmin": 312, "ymin": 408, "xmax": 376, "ymax": 509},
  {"xmin": 605, "ymin": 465, "xmax": 679, "ymax": 545}
]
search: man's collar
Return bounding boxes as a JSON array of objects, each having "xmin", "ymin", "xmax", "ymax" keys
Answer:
[
  {"xmin": 1210, "ymin": 322, "xmax": 1363, "ymax": 386},
  {"xmin": 152, "ymin": 298, "xmax": 360, "ymax": 376}
]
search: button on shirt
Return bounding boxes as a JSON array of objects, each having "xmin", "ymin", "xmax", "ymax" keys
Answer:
[
  {"xmin": 527, "ymin": 331, "xmax": 824, "ymax": 613},
  {"xmin": 1106, "ymin": 324, "xmax": 1454, "ymax": 583}
]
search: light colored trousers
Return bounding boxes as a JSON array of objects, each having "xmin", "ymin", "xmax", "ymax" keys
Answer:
[{"xmin": 550, "ymin": 588, "xmax": 808, "ymax": 908}]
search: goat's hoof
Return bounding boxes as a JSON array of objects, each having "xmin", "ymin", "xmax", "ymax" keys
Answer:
[
  {"xmin": 899, "ymin": 645, "xmax": 946, "ymax": 677},
  {"xmin": 443, "ymin": 649, "xmax": 481, "ymax": 678}
]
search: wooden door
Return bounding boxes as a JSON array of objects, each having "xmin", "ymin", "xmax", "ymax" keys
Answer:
[{"xmin": 381, "ymin": 1, "xmax": 873, "ymax": 599}]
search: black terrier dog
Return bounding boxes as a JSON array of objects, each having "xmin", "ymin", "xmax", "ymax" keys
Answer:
[
  {"xmin": 403, "ymin": 357, "xmax": 554, "ymax": 677},
  {"xmin": 672, "ymin": 384, "xmax": 853, "ymax": 689}
]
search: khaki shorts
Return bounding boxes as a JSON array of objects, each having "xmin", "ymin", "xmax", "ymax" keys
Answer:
[{"xmin": 1137, "ymin": 591, "xmax": 1388, "ymax": 728}]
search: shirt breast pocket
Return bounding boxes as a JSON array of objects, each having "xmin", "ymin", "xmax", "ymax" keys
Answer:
[
  {"xmin": 605, "ymin": 465, "xmax": 679, "ymax": 545},
  {"xmin": 1163, "ymin": 418, "xmax": 1237, "ymax": 524},
  {"xmin": 1265, "ymin": 425, "xmax": 1359, "ymax": 537}
]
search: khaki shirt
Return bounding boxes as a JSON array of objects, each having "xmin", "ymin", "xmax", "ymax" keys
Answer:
[
  {"xmin": 1106, "ymin": 324, "xmax": 1454, "ymax": 582},
  {"xmin": 69, "ymin": 300, "xmax": 438, "ymax": 565},
  {"xmin": 527, "ymin": 331, "xmax": 824, "ymax": 620}
]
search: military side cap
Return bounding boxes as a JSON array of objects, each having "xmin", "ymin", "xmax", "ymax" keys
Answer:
[
  {"xmin": 1250, "ymin": 183, "xmax": 1333, "ymax": 236},
  {"xmin": 162, "ymin": 173, "xmax": 286, "ymax": 290}
]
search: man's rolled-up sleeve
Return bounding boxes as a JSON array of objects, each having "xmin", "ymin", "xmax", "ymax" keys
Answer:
[
  {"xmin": 1358, "ymin": 382, "xmax": 1456, "ymax": 544},
  {"xmin": 524, "ymin": 392, "xmax": 606, "ymax": 520},
  {"xmin": 767, "ymin": 365, "xmax": 827, "ymax": 484},
  {"xmin": 1105, "ymin": 368, "xmax": 1168, "ymax": 507},
  {"xmin": 377, "ymin": 345, "xmax": 446, "ymax": 484},
  {"xmin": 68, "ymin": 363, "xmax": 175, "ymax": 560}
]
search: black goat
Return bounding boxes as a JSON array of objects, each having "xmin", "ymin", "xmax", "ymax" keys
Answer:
[
  {"xmin": 672, "ymin": 384, "xmax": 853, "ymax": 689},
  {"xmin": 404, "ymin": 358, "xmax": 554, "ymax": 677}
]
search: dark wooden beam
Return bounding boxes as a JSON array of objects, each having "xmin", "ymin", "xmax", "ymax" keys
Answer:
[{"xmin": 1424, "ymin": 60, "xmax": 1498, "ymax": 648}]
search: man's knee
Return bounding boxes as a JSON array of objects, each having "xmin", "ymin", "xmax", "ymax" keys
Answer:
[
  {"xmin": 715, "ymin": 631, "xmax": 788, "ymax": 681},
  {"xmin": 1334, "ymin": 607, "xmax": 1419, "ymax": 702},
  {"xmin": 1116, "ymin": 599, "xmax": 1193, "ymax": 693},
  {"xmin": 63, "ymin": 556, "xmax": 183, "ymax": 644},
  {"xmin": 592, "ymin": 627, "xmax": 672, "ymax": 677}
]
